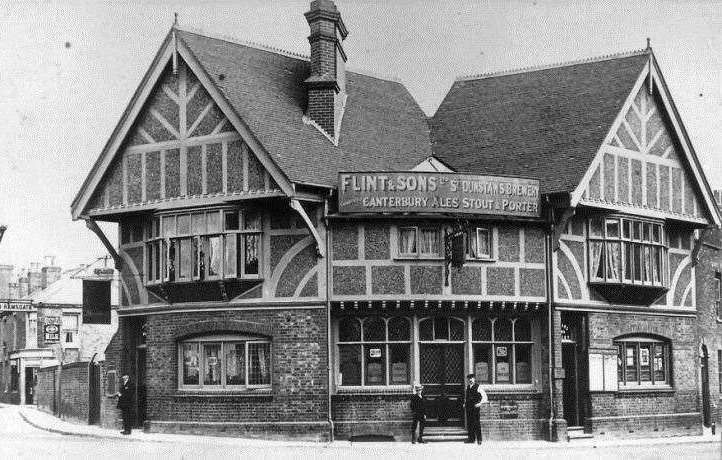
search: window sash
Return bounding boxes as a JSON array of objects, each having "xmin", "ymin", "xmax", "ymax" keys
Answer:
[
  {"xmin": 617, "ymin": 341, "xmax": 669, "ymax": 386},
  {"xmin": 179, "ymin": 339, "xmax": 271, "ymax": 389},
  {"xmin": 469, "ymin": 227, "xmax": 491, "ymax": 259}
]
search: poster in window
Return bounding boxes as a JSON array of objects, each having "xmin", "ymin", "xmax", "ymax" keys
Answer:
[
  {"xmin": 640, "ymin": 348, "xmax": 650, "ymax": 366},
  {"xmin": 516, "ymin": 362, "xmax": 530, "ymax": 383},
  {"xmin": 496, "ymin": 346, "xmax": 508, "ymax": 357},
  {"xmin": 367, "ymin": 362, "xmax": 383, "ymax": 384},
  {"xmin": 654, "ymin": 356, "xmax": 664, "ymax": 372},
  {"xmin": 369, "ymin": 348, "xmax": 382, "ymax": 358},
  {"xmin": 497, "ymin": 362, "xmax": 510, "ymax": 382},
  {"xmin": 391, "ymin": 362, "xmax": 408, "ymax": 384},
  {"xmin": 474, "ymin": 362, "xmax": 489, "ymax": 382},
  {"xmin": 626, "ymin": 348, "xmax": 634, "ymax": 366}
]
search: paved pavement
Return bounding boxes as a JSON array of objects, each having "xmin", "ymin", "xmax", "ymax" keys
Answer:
[{"xmin": 2, "ymin": 403, "xmax": 720, "ymax": 459}]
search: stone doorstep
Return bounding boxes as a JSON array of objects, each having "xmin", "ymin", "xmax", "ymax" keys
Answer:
[
  {"xmin": 567, "ymin": 426, "xmax": 594, "ymax": 440},
  {"xmin": 421, "ymin": 426, "xmax": 470, "ymax": 443}
]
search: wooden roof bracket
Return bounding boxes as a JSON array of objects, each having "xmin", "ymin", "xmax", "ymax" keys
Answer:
[
  {"xmin": 552, "ymin": 207, "xmax": 575, "ymax": 252},
  {"xmin": 691, "ymin": 226, "xmax": 713, "ymax": 267},
  {"xmin": 290, "ymin": 198, "xmax": 325, "ymax": 258},
  {"xmin": 83, "ymin": 217, "xmax": 123, "ymax": 270}
]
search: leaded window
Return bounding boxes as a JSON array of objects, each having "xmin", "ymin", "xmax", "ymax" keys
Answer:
[
  {"xmin": 179, "ymin": 335, "xmax": 270, "ymax": 390},
  {"xmin": 588, "ymin": 217, "xmax": 667, "ymax": 286},
  {"xmin": 615, "ymin": 336, "xmax": 670, "ymax": 387},
  {"xmin": 471, "ymin": 317, "xmax": 533, "ymax": 385},
  {"xmin": 146, "ymin": 208, "xmax": 261, "ymax": 284},
  {"xmin": 337, "ymin": 316, "xmax": 411, "ymax": 386}
]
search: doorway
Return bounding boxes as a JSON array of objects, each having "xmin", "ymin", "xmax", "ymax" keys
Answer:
[
  {"xmin": 561, "ymin": 313, "xmax": 586, "ymax": 428},
  {"xmin": 419, "ymin": 317, "xmax": 465, "ymax": 426},
  {"xmin": 701, "ymin": 345, "xmax": 711, "ymax": 427},
  {"xmin": 24, "ymin": 367, "xmax": 37, "ymax": 405},
  {"xmin": 562, "ymin": 342, "xmax": 580, "ymax": 427}
]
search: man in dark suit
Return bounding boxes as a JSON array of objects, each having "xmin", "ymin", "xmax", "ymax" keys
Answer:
[
  {"xmin": 116, "ymin": 374, "xmax": 135, "ymax": 435},
  {"xmin": 463, "ymin": 373, "xmax": 488, "ymax": 444},
  {"xmin": 410, "ymin": 384, "xmax": 426, "ymax": 444}
]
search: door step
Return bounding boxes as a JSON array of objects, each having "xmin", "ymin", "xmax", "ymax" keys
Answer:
[
  {"xmin": 567, "ymin": 426, "xmax": 593, "ymax": 440},
  {"xmin": 421, "ymin": 426, "xmax": 469, "ymax": 443}
]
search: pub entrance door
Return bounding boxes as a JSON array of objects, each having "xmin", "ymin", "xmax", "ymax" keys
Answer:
[{"xmin": 419, "ymin": 317, "xmax": 465, "ymax": 426}]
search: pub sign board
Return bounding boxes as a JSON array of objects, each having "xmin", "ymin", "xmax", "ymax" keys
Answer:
[
  {"xmin": 338, "ymin": 172, "xmax": 541, "ymax": 218},
  {"xmin": 82, "ymin": 279, "xmax": 111, "ymax": 324},
  {"xmin": 44, "ymin": 323, "xmax": 60, "ymax": 342}
]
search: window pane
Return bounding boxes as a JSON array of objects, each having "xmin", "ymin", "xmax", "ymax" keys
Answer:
[
  {"xmin": 643, "ymin": 246, "xmax": 652, "ymax": 283},
  {"xmin": 590, "ymin": 241, "xmax": 604, "ymax": 280},
  {"xmin": 363, "ymin": 317, "xmax": 385, "ymax": 341},
  {"xmin": 467, "ymin": 228, "xmax": 478, "ymax": 258},
  {"xmin": 515, "ymin": 344, "xmax": 532, "ymax": 384},
  {"xmin": 625, "ymin": 345, "xmax": 638, "ymax": 382},
  {"xmin": 434, "ymin": 317, "xmax": 448, "ymax": 341},
  {"xmin": 633, "ymin": 222, "xmax": 642, "ymax": 241},
  {"xmin": 192, "ymin": 237, "xmax": 200, "ymax": 278},
  {"xmin": 338, "ymin": 345, "xmax": 361, "ymax": 386},
  {"xmin": 623, "ymin": 242, "xmax": 632, "ymax": 281},
  {"xmin": 225, "ymin": 234, "xmax": 237, "ymax": 278},
  {"xmin": 162, "ymin": 215, "xmax": 176, "ymax": 237},
  {"xmin": 514, "ymin": 318, "xmax": 531, "ymax": 341},
  {"xmin": 419, "ymin": 319, "xmax": 433, "ymax": 341},
  {"xmin": 178, "ymin": 214, "xmax": 191, "ymax": 235},
  {"xmin": 643, "ymin": 223, "xmax": 651, "ymax": 242},
  {"xmin": 207, "ymin": 211, "xmax": 221, "ymax": 233},
  {"xmin": 477, "ymin": 228, "xmax": 490, "ymax": 257},
  {"xmin": 244, "ymin": 234, "xmax": 260, "ymax": 275},
  {"xmin": 622, "ymin": 220, "xmax": 631, "ymax": 239},
  {"xmin": 203, "ymin": 343, "xmax": 221, "ymax": 386},
  {"xmin": 207, "ymin": 236, "xmax": 222, "ymax": 277},
  {"xmin": 389, "ymin": 344, "xmax": 410, "ymax": 384},
  {"xmin": 449, "ymin": 318, "xmax": 464, "ymax": 341},
  {"xmin": 473, "ymin": 344, "xmax": 492, "ymax": 383},
  {"xmin": 589, "ymin": 218, "xmax": 603, "ymax": 237},
  {"xmin": 364, "ymin": 344, "xmax": 386, "ymax": 385},
  {"xmin": 654, "ymin": 344, "xmax": 666, "ymax": 383},
  {"xmin": 419, "ymin": 229, "xmax": 439, "ymax": 255},
  {"xmin": 652, "ymin": 225, "xmax": 661, "ymax": 243},
  {"xmin": 495, "ymin": 319, "xmax": 512, "ymax": 341},
  {"xmin": 181, "ymin": 343, "xmax": 199, "ymax": 385},
  {"xmin": 653, "ymin": 247, "xmax": 661, "ymax": 284},
  {"xmin": 168, "ymin": 240, "xmax": 177, "ymax": 281},
  {"xmin": 605, "ymin": 242, "xmax": 620, "ymax": 281},
  {"xmin": 62, "ymin": 315, "xmax": 78, "ymax": 331},
  {"xmin": 225, "ymin": 343, "xmax": 245, "ymax": 385},
  {"xmin": 192, "ymin": 212, "xmax": 206, "ymax": 234},
  {"xmin": 640, "ymin": 344, "xmax": 652, "ymax": 382},
  {"xmin": 248, "ymin": 342, "xmax": 270, "ymax": 385},
  {"xmin": 244, "ymin": 211, "xmax": 261, "ymax": 231},
  {"xmin": 495, "ymin": 344, "xmax": 512, "ymax": 383},
  {"xmin": 338, "ymin": 318, "xmax": 361, "ymax": 342},
  {"xmin": 633, "ymin": 244, "xmax": 642, "ymax": 281},
  {"xmin": 388, "ymin": 317, "xmax": 410, "ymax": 341},
  {"xmin": 605, "ymin": 219, "xmax": 620, "ymax": 238},
  {"xmin": 179, "ymin": 238, "xmax": 192, "ymax": 280},
  {"xmin": 472, "ymin": 318, "xmax": 492, "ymax": 341},
  {"xmin": 225, "ymin": 211, "xmax": 239, "ymax": 231},
  {"xmin": 399, "ymin": 227, "xmax": 417, "ymax": 254}
]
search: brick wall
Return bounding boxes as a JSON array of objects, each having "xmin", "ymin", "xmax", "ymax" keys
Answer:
[
  {"xmin": 106, "ymin": 307, "xmax": 331, "ymax": 440},
  {"xmin": 36, "ymin": 366, "xmax": 58, "ymax": 414},
  {"xmin": 57, "ymin": 362, "xmax": 90, "ymax": 423},
  {"xmin": 586, "ymin": 312, "xmax": 701, "ymax": 437}
]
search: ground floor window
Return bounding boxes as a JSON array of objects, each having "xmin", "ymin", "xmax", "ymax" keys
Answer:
[
  {"xmin": 179, "ymin": 335, "xmax": 271, "ymax": 389},
  {"xmin": 337, "ymin": 316, "xmax": 411, "ymax": 386},
  {"xmin": 472, "ymin": 317, "xmax": 532, "ymax": 384},
  {"xmin": 615, "ymin": 336, "xmax": 670, "ymax": 387}
]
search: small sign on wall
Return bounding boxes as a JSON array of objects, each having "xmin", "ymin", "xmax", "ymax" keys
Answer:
[
  {"xmin": 43, "ymin": 324, "xmax": 60, "ymax": 342},
  {"xmin": 369, "ymin": 348, "xmax": 382, "ymax": 358},
  {"xmin": 589, "ymin": 352, "xmax": 619, "ymax": 392}
]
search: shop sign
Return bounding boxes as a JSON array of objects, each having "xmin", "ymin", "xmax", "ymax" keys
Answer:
[
  {"xmin": 44, "ymin": 324, "xmax": 60, "ymax": 342},
  {"xmin": 0, "ymin": 300, "xmax": 35, "ymax": 312},
  {"xmin": 338, "ymin": 172, "xmax": 540, "ymax": 218},
  {"xmin": 499, "ymin": 400, "xmax": 519, "ymax": 419}
]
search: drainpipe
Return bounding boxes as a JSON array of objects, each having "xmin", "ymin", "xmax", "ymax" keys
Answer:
[
  {"xmin": 545, "ymin": 198, "xmax": 555, "ymax": 441},
  {"xmin": 324, "ymin": 197, "xmax": 334, "ymax": 442}
]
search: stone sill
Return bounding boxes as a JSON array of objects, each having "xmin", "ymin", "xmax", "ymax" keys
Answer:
[
  {"xmin": 335, "ymin": 386, "xmax": 412, "ymax": 396},
  {"xmin": 174, "ymin": 389, "xmax": 273, "ymax": 399}
]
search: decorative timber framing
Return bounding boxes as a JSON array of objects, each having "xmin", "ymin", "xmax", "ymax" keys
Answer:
[
  {"xmin": 569, "ymin": 50, "xmax": 721, "ymax": 228},
  {"xmin": 84, "ymin": 218, "xmax": 123, "ymax": 270},
  {"xmin": 290, "ymin": 199, "xmax": 325, "ymax": 258},
  {"xmin": 71, "ymin": 26, "xmax": 299, "ymax": 221}
]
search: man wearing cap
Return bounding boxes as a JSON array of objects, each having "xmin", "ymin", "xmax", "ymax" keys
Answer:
[
  {"xmin": 463, "ymin": 373, "xmax": 488, "ymax": 444},
  {"xmin": 410, "ymin": 384, "xmax": 426, "ymax": 444}
]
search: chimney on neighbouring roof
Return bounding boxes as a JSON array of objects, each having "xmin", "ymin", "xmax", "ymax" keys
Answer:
[
  {"xmin": 304, "ymin": 0, "xmax": 348, "ymax": 141},
  {"xmin": 0, "ymin": 265, "xmax": 13, "ymax": 300},
  {"xmin": 28, "ymin": 263, "xmax": 43, "ymax": 295}
]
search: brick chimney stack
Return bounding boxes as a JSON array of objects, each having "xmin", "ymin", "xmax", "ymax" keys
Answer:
[
  {"xmin": 304, "ymin": 0, "xmax": 348, "ymax": 141},
  {"xmin": 42, "ymin": 256, "xmax": 62, "ymax": 289},
  {"xmin": 28, "ymin": 262, "xmax": 43, "ymax": 295}
]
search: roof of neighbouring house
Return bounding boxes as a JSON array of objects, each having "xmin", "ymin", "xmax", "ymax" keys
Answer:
[
  {"xmin": 176, "ymin": 29, "xmax": 433, "ymax": 187},
  {"xmin": 429, "ymin": 51, "xmax": 651, "ymax": 194},
  {"xmin": 23, "ymin": 261, "xmax": 119, "ymax": 307}
]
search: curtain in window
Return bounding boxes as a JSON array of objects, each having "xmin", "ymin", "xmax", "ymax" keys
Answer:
[
  {"xmin": 606, "ymin": 242, "xmax": 620, "ymax": 281},
  {"xmin": 399, "ymin": 228, "xmax": 417, "ymax": 254},
  {"xmin": 419, "ymin": 229, "xmax": 438, "ymax": 255},
  {"xmin": 590, "ymin": 241, "xmax": 604, "ymax": 280}
]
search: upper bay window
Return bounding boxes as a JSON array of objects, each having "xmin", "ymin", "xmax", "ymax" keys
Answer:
[
  {"xmin": 146, "ymin": 208, "xmax": 261, "ymax": 284},
  {"xmin": 588, "ymin": 217, "xmax": 667, "ymax": 287}
]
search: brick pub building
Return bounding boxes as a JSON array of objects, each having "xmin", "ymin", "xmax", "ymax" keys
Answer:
[{"xmin": 71, "ymin": 1, "xmax": 721, "ymax": 441}]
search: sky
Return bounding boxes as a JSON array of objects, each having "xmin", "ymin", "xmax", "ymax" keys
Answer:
[{"xmin": 0, "ymin": 0, "xmax": 720, "ymax": 274}]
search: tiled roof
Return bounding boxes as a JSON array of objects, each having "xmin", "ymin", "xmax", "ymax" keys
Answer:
[
  {"xmin": 24, "ymin": 264, "xmax": 119, "ymax": 306},
  {"xmin": 176, "ymin": 30, "xmax": 432, "ymax": 187},
  {"xmin": 430, "ymin": 52, "xmax": 650, "ymax": 194}
]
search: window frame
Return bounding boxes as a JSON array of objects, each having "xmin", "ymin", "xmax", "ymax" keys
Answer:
[
  {"xmin": 615, "ymin": 336, "xmax": 671, "ymax": 388},
  {"xmin": 177, "ymin": 334, "xmax": 271, "ymax": 391},
  {"xmin": 471, "ymin": 317, "xmax": 534, "ymax": 386},
  {"xmin": 145, "ymin": 207, "xmax": 262, "ymax": 286},
  {"xmin": 396, "ymin": 226, "xmax": 442, "ymax": 259},
  {"xmin": 62, "ymin": 313, "xmax": 79, "ymax": 346},
  {"xmin": 336, "ymin": 316, "xmax": 412, "ymax": 388},
  {"xmin": 588, "ymin": 216, "xmax": 667, "ymax": 287},
  {"xmin": 467, "ymin": 226, "xmax": 493, "ymax": 260}
]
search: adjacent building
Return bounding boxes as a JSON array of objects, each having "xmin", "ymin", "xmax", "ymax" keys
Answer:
[{"xmin": 70, "ymin": 1, "xmax": 721, "ymax": 441}]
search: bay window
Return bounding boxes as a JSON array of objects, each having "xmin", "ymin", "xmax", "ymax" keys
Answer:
[
  {"xmin": 589, "ymin": 217, "xmax": 667, "ymax": 287},
  {"xmin": 337, "ymin": 316, "xmax": 411, "ymax": 386},
  {"xmin": 179, "ymin": 335, "xmax": 271, "ymax": 389},
  {"xmin": 615, "ymin": 336, "xmax": 670, "ymax": 387},
  {"xmin": 146, "ymin": 208, "xmax": 261, "ymax": 284}
]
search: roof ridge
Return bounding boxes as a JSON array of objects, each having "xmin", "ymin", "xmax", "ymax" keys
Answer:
[
  {"xmin": 456, "ymin": 48, "xmax": 650, "ymax": 82},
  {"xmin": 346, "ymin": 65, "xmax": 403, "ymax": 84},
  {"xmin": 176, "ymin": 26, "xmax": 311, "ymax": 61}
]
